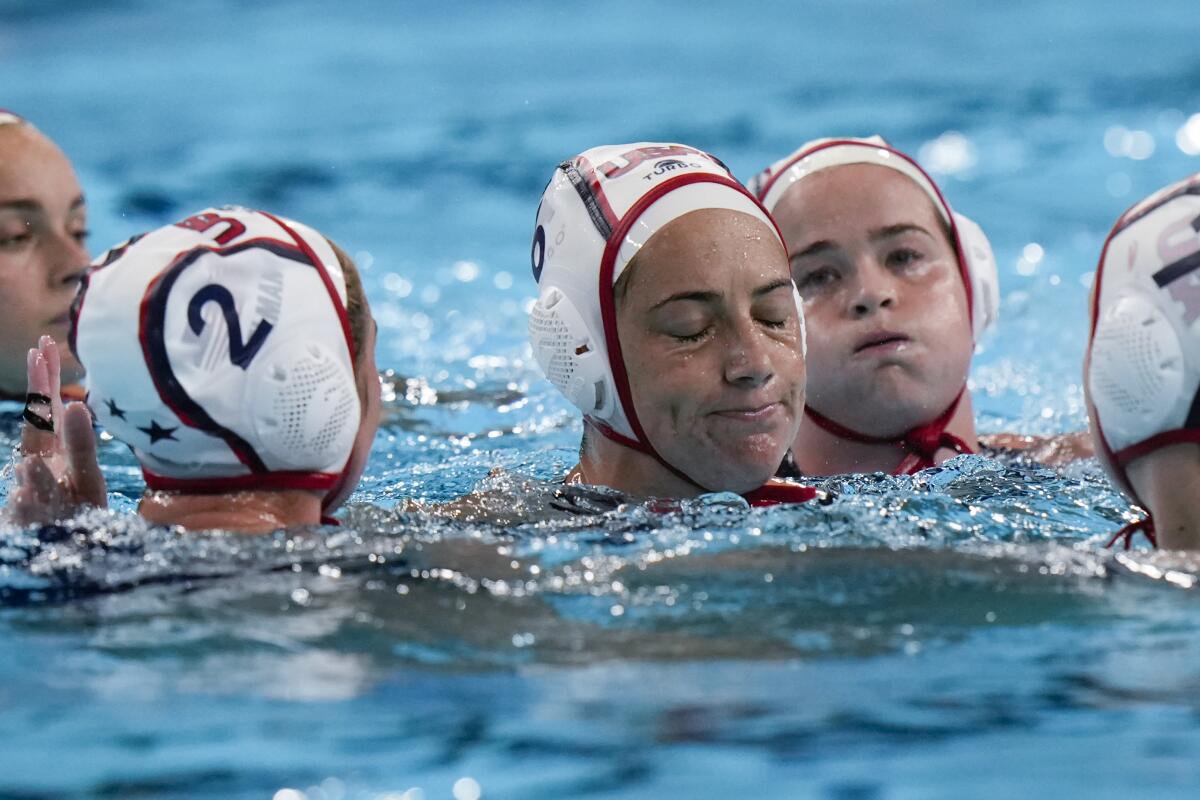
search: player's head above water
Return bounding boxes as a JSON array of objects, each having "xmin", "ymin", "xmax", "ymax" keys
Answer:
[
  {"xmin": 750, "ymin": 135, "xmax": 999, "ymax": 476},
  {"xmin": 0, "ymin": 110, "xmax": 89, "ymax": 396},
  {"xmin": 529, "ymin": 142, "xmax": 809, "ymax": 500},
  {"xmin": 70, "ymin": 206, "xmax": 380, "ymax": 527},
  {"xmin": 1086, "ymin": 173, "xmax": 1200, "ymax": 550}
]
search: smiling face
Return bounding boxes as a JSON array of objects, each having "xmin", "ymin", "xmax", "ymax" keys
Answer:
[
  {"xmin": 773, "ymin": 163, "xmax": 972, "ymax": 436},
  {"xmin": 0, "ymin": 124, "xmax": 88, "ymax": 394},
  {"xmin": 616, "ymin": 207, "xmax": 806, "ymax": 493}
]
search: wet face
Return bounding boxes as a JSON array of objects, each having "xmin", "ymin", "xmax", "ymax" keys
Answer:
[
  {"xmin": 773, "ymin": 164, "xmax": 972, "ymax": 436},
  {"xmin": 0, "ymin": 125, "xmax": 89, "ymax": 394},
  {"xmin": 617, "ymin": 208, "xmax": 806, "ymax": 493}
]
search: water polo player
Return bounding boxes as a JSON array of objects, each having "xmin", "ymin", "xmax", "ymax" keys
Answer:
[
  {"xmin": 0, "ymin": 111, "xmax": 89, "ymax": 399},
  {"xmin": 1087, "ymin": 173, "xmax": 1200, "ymax": 550},
  {"xmin": 9, "ymin": 206, "xmax": 381, "ymax": 532},
  {"xmin": 529, "ymin": 142, "xmax": 814, "ymax": 504},
  {"xmin": 750, "ymin": 136, "xmax": 1000, "ymax": 476}
]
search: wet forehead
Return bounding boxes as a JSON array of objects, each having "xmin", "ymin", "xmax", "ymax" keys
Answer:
[
  {"xmin": 628, "ymin": 208, "xmax": 788, "ymax": 299},
  {"xmin": 0, "ymin": 126, "xmax": 82, "ymax": 210},
  {"xmin": 775, "ymin": 163, "xmax": 942, "ymax": 239}
]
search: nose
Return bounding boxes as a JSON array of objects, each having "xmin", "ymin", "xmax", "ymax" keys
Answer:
[
  {"xmin": 849, "ymin": 260, "xmax": 896, "ymax": 318},
  {"xmin": 46, "ymin": 230, "xmax": 88, "ymax": 291},
  {"xmin": 723, "ymin": 320, "xmax": 775, "ymax": 389}
]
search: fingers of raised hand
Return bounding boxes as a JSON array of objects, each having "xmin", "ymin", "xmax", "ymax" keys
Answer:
[
  {"xmin": 62, "ymin": 402, "xmax": 107, "ymax": 508},
  {"xmin": 38, "ymin": 335, "xmax": 66, "ymax": 427},
  {"xmin": 20, "ymin": 347, "xmax": 58, "ymax": 457}
]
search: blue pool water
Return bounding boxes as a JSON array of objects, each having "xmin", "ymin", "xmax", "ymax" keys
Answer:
[{"xmin": 5, "ymin": 1, "xmax": 1200, "ymax": 797}]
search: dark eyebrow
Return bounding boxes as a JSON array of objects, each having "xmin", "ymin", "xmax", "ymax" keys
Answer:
[
  {"xmin": 790, "ymin": 239, "xmax": 835, "ymax": 263},
  {"xmin": 0, "ymin": 194, "xmax": 85, "ymax": 214},
  {"xmin": 650, "ymin": 280, "xmax": 790, "ymax": 311},
  {"xmin": 869, "ymin": 223, "xmax": 933, "ymax": 242},
  {"xmin": 650, "ymin": 290, "xmax": 719, "ymax": 311},
  {"xmin": 0, "ymin": 199, "xmax": 40, "ymax": 213},
  {"xmin": 789, "ymin": 224, "xmax": 935, "ymax": 265},
  {"xmin": 754, "ymin": 278, "xmax": 793, "ymax": 298}
]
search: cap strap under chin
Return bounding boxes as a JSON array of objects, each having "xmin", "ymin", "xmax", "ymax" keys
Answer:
[
  {"xmin": 595, "ymin": 171, "xmax": 779, "ymax": 489},
  {"xmin": 587, "ymin": 418, "xmax": 705, "ymax": 492},
  {"xmin": 1106, "ymin": 517, "xmax": 1156, "ymax": 550},
  {"xmin": 804, "ymin": 387, "xmax": 974, "ymax": 475}
]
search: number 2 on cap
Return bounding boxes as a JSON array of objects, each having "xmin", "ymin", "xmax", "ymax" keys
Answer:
[{"xmin": 187, "ymin": 284, "xmax": 274, "ymax": 369}]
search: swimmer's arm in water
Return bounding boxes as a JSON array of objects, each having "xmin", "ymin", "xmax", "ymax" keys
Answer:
[
  {"xmin": 6, "ymin": 337, "xmax": 107, "ymax": 525},
  {"xmin": 978, "ymin": 431, "xmax": 1094, "ymax": 465}
]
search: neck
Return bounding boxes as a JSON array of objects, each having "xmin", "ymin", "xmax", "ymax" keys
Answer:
[
  {"xmin": 571, "ymin": 422, "xmax": 703, "ymax": 499},
  {"xmin": 791, "ymin": 391, "xmax": 978, "ymax": 476},
  {"xmin": 138, "ymin": 489, "xmax": 323, "ymax": 533},
  {"xmin": 1128, "ymin": 443, "xmax": 1200, "ymax": 550}
]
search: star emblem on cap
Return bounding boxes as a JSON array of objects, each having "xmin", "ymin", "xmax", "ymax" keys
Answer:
[
  {"xmin": 137, "ymin": 419, "xmax": 178, "ymax": 444},
  {"xmin": 104, "ymin": 398, "xmax": 127, "ymax": 421}
]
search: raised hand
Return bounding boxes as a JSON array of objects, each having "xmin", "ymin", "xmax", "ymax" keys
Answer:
[{"xmin": 7, "ymin": 336, "xmax": 106, "ymax": 525}]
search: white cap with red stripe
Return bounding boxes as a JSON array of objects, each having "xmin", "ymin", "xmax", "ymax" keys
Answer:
[
  {"xmin": 749, "ymin": 135, "xmax": 999, "ymax": 340},
  {"xmin": 1086, "ymin": 174, "xmax": 1200, "ymax": 501},
  {"xmin": 528, "ymin": 142, "xmax": 798, "ymax": 448},
  {"xmin": 71, "ymin": 207, "xmax": 360, "ymax": 497}
]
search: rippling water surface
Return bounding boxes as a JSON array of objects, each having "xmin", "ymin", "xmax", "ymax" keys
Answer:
[{"xmin": 5, "ymin": 1, "xmax": 1200, "ymax": 797}]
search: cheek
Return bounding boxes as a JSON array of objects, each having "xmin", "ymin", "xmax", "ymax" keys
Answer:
[
  {"xmin": 0, "ymin": 275, "xmax": 41, "ymax": 327},
  {"xmin": 912, "ymin": 265, "xmax": 969, "ymax": 321},
  {"xmin": 626, "ymin": 354, "xmax": 695, "ymax": 431},
  {"xmin": 796, "ymin": 302, "xmax": 843, "ymax": 365}
]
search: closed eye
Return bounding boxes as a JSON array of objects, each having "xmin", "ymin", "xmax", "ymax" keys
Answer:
[
  {"xmin": 670, "ymin": 327, "xmax": 711, "ymax": 343},
  {"xmin": 0, "ymin": 230, "xmax": 32, "ymax": 249}
]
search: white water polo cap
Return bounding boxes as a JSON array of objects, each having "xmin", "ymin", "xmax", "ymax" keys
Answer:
[
  {"xmin": 71, "ymin": 207, "xmax": 361, "ymax": 497},
  {"xmin": 529, "ymin": 142, "xmax": 797, "ymax": 452},
  {"xmin": 749, "ymin": 135, "xmax": 999, "ymax": 340},
  {"xmin": 1086, "ymin": 174, "xmax": 1200, "ymax": 501}
]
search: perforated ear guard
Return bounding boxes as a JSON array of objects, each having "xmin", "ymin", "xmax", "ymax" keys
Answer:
[
  {"xmin": 1089, "ymin": 292, "xmax": 1185, "ymax": 447},
  {"xmin": 1085, "ymin": 175, "xmax": 1200, "ymax": 501},
  {"xmin": 73, "ymin": 206, "xmax": 360, "ymax": 493},
  {"xmin": 529, "ymin": 285, "xmax": 617, "ymax": 419}
]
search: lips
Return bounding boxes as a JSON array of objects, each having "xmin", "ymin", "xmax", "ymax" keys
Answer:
[
  {"xmin": 710, "ymin": 401, "xmax": 787, "ymax": 429},
  {"xmin": 854, "ymin": 329, "xmax": 911, "ymax": 354}
]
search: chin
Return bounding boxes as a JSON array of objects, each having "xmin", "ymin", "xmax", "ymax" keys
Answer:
[
  {"xmin": 60, "ymin": 351, "xmax": 86, "ymax": 385},
  {"xmin": 697, "ymin": 451, "xmax": 780, "ymax": 494}
]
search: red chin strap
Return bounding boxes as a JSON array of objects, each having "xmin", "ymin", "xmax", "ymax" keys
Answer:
[
  {"xmin": 805, "ymin": 387, "xmax": 975, "ymax": 475},
  {"xmin": 589, "ymin": 418, "xmax": 706, "ymax": 492},
  {"xmin": 1106, "ymin": 517, "xmax": 1157, "ymax": 550}
]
